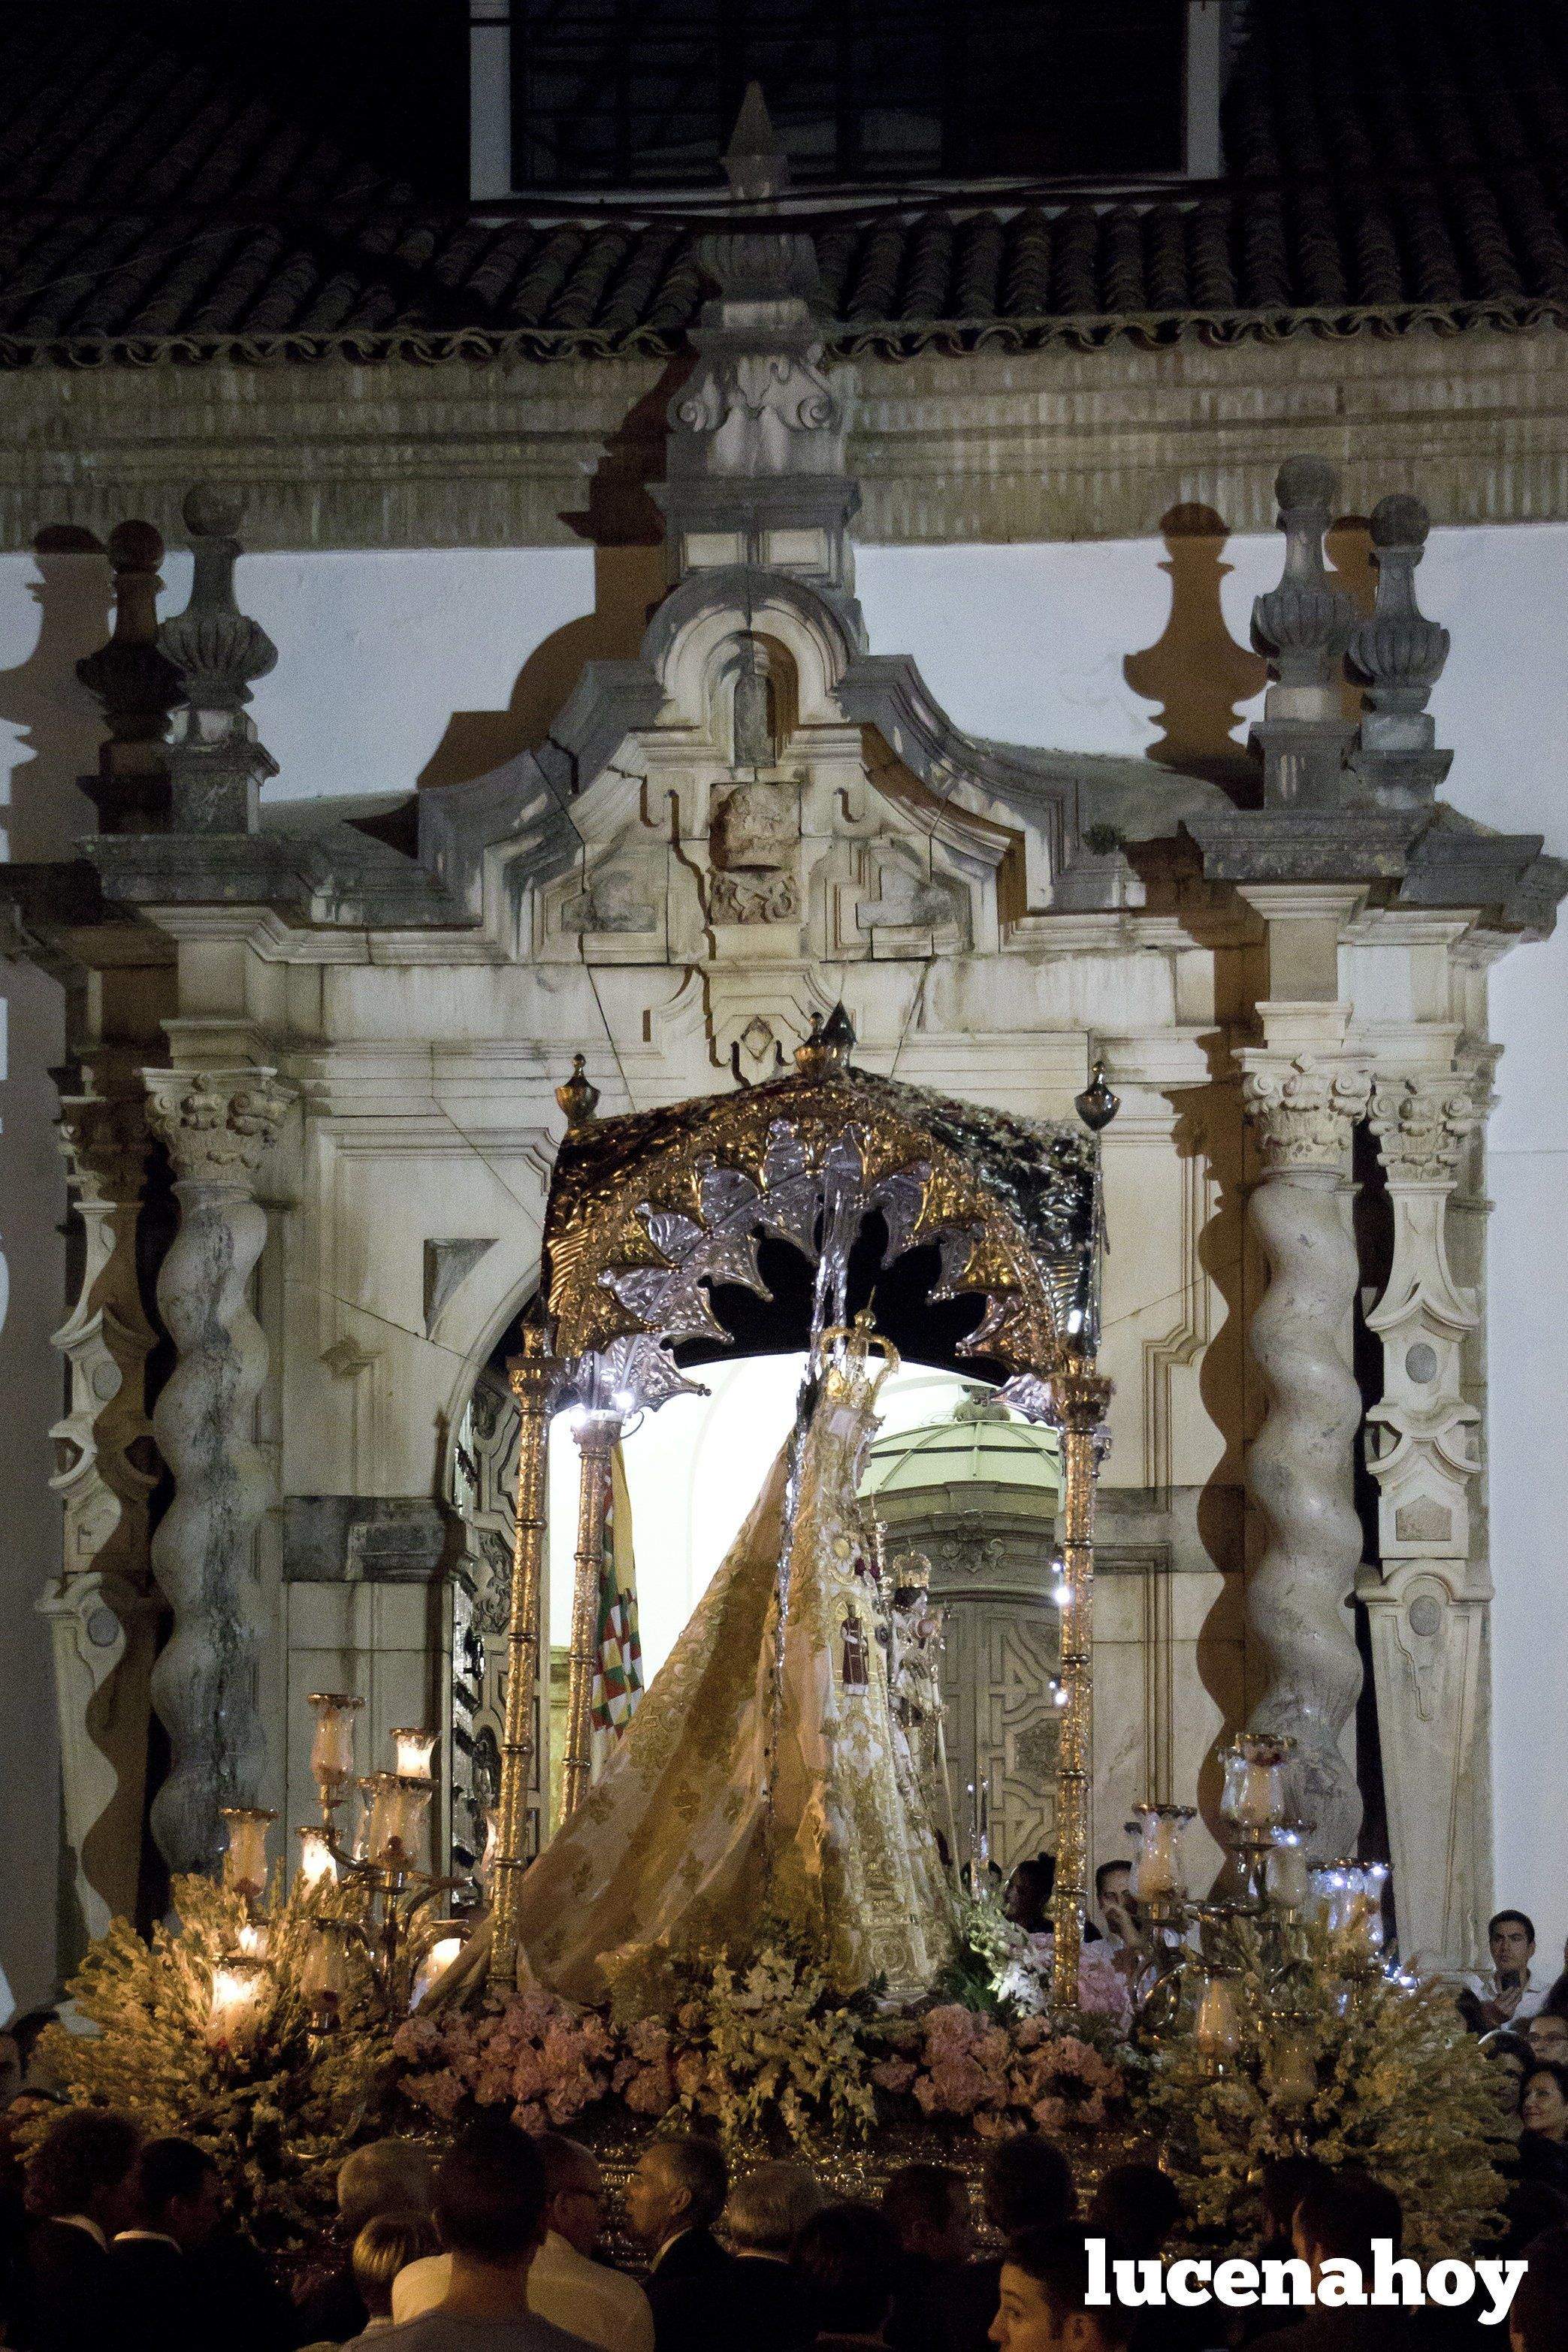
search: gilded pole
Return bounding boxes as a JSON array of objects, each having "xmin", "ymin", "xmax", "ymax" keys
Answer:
[
  {"xmin": 1050, "ymin": 1356, "xmax": 1113, "ymax": 2010},
  {"xmin": 489, "ymin": 1325, "xmax": 555, "ymax": 1988},
  {"xmin": 560, "ymin": 1410, "xmax": 621, "ymax": 1821}
]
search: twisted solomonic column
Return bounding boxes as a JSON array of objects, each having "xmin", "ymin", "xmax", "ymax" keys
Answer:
[
  {"xmin": 1240, "ymin": 1052, "xmax": 1372, "ymax": 1858},
  {"xmin": 142, "ymin": 1068, "xmax": 293, "ymax": 1875}
]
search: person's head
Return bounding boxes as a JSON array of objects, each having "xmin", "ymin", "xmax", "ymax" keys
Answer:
[
  {"xmin": 795, "ymin": 2202, "xmax": 899, "ymax": 2340},
  {"xmin": 1510, "ymin": 2220, "xmax": 1568, "ymax": 2352},
  {"xmin": 1497, "ymin": 2181, "xmax": 1568, "ymax": 2263},
  {"xmin": 134, "ymin": 2139, "xmax": 224, "ymax": 2250},
  {"xmin": 884, "ymin": 2163, "xmax": 972, "ymax": 2265},
  {"xmin": 1529, "ymin": 2012, "xmax": 1568, "ymax": 2065},
  {"xmin": 724, "ymin": 2160, "xmax": 825, "ymax": 2255},
  {"xmin": 533, "ymin": 2133, "xmax": 605, "ymax": 2258},
  {"xmin": 5, "ymin": 2009, "xmax": 60, "ymax": 2097},
  {"xmin": 1093, "ymin": 1864, "xmax": 1140, "ymax": 1944},
  {"xmin": 1491, "ymin": 1911, "xmax": 1537, "ymax": 1982},
  {"xmin": 1002, "ymin": 1858, "xmax": 1056, "ymax": 1935},
  {"xmin": 624, "ymin": 2134, "xmax": 728, "ymax": 2252},
  {"xmin": 1482, "ymin": 2029, "xmax": 1536, "ymax": 2115},
  {"xmin": 352, "ymin": 2210, "xmax": 440, "ymax": 2319},
  {"xmin": 1521, "ymin": 2062, "xmax": 1568, "ymax": 2144},
  {"xmin": 1086, "ymin": 2166, "xmax": 1182, "ymax": 2261},
  {"xmin": 982, "ymin": 2134, "xmax": 1074, "ymax": 2239},
  {"xmin": 1256, "ymin": 2155, "xmax": 1331, "ymax": 2246},
  {"xmin": 990, "ymin": 2227, "xmax": 1130, "ymax": 2351},
  {"xmin": 338, "ymin": 2138, "xmax": 436, "ymax": 2235},
  {"xmin": 1292, "ymin": 2169, "xmax": 1402, "ymax": 2284},
  {"xmin": 432, "ymin": 2122, "xmax": 548, "ymax": 2277},
  {"xmin": 25, "ymin": 2108, "xmax": 141, "ymax": 2231}
]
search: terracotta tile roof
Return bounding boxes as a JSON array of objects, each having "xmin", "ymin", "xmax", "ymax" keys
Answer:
[{"xmin": 5, "ymin": 0, "xmax": 1568, "ymax": 363}]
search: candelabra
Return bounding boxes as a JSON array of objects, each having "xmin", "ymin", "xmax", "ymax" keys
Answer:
[
  {"xmin": 208, "ymin": 1695, "xmax": 474, "ymax": 2043},
  {"xmin": 1125, "ymin": 1733, "xmax": 1397, "ymax": 2087}
]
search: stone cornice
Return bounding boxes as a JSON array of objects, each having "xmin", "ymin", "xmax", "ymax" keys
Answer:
[{"xmin": 7, "ymin": 327, "xmax": 1568, "ymax": 552}]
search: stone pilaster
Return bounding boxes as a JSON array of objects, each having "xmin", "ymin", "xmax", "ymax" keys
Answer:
[
  {"xmin": 1240, "ymin": 1049, "xmax": 1372, "ymax": 1857},
  {"xmin": 141, "ymin": 1068, "xmax": 292, "ymax": 1875},
  {"xmin": 1357, "ymin": 1072, "xmax": 1490, "ymax": 1967},
  {"xmin": 40, "ymin": 1081, "xmax": 160, "ymax": 1936}
]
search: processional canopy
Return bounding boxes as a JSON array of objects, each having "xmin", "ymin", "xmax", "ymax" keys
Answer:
[{"xmin": 540, "ymin": 1008, "xmax": 1103, "ymax": 1425}]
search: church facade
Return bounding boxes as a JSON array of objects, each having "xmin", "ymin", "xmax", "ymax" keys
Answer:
[{"xmin": 5, "ymin": 16, "xmax": 1568, "ymax": 2008}]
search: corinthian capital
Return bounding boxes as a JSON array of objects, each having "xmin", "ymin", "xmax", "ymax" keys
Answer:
[
  {"xmin": 1367, "ymin": 1072, "xmax": 1479, "ymax": 1184},
  {"xmin": 56, "ymin": 1093, "xmax": 149, "ymax": 1205},
  {"xmin": 1241, "ymin": 1054, "xmax": 1372, "ymax": 1175},
  {"xmin": 143, "ymin": 1069, "xmax": 292, "ymax": 1184}
]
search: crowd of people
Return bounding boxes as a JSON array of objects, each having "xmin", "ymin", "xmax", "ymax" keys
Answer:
[{"xmin": 0, "ymin": 2099, "xmax": 1565, "ymax": 2352}]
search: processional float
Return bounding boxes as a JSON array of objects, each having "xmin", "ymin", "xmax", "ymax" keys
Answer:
[{"xmin": 488, "ymin": 1006, "xmax": 1114, "ymax": 2009}]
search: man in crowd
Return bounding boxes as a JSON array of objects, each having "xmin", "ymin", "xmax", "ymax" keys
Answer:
[
  {"xmin": 397, "ymin": 2131, "xmax": 653, "ymax": 2352},
  {"xmin": 980, "ymin": 2139, "xmax": 1075, "ymax": 2242},
  {"xmin": 1462, "ymin": 1912, "xmax": 1548, "ymax": 2032},
  {"xmin": 297, "ymin": 2136, "xmax": 437, "ymax": 2341},
  {"xmin": 375, "ymin": 2118, "xmax": 593, "ymax": 2350},
  {"xmin": 21, "ymin": 2107, "xmax": 142, "ymax": 2352},
  {"xmin": 884, "ymin": 2163, "xmax": 993, "ymax": 2352},
  {"xmin": 724, "ymin": 2160, "xmax": 823, "ymax": 2351},
  {"xmin": 110, "ymin": 2136, "xmax": 225, "ymax": 2351},
  {"xmin": 989, "ymin": 2227, "xmax": 1129, "ymax": 2352},
  {"xmin": 1509, "ymin": 2220, "xmax": 1568, "ymax": 2350},
  {"xmin": 794, "ymin": 2202, "xmax": 899, "ymax": 2350},
  {"xmin": 1261, "ymin": 2169, "xmax": 1444, "ymax": 2348},
  {"xmin": 623, "ymin": 2133, "xmax": 740, "ymax": 2352},
  {"xmin": 1094, "ymin": 1864, "xmax": 1143, "ymax": 1955},
  {"xmin": 1527, "ymin": 2011, "xmax": 1568, "ymax": 2063}
]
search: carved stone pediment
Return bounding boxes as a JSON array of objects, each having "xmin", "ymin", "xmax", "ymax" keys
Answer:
[{"xmin": 710, "ymin": 777, "xmax": 799, "ymax": 870}]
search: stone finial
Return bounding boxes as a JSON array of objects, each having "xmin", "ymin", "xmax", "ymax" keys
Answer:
[
  {"xmin": 555, "ymin": 1054, "xmax": 600, "ymax": 1130},
  {"xmin": 1347, "ymin": 494, "xmax": 1453, "ymax": 809},
  {"xmin": 157, "ymin": 485, "xmax": 279, "ymax": 833},
  {"xmin": 652, "ymin": 87, "xmax": 856, "ymax": 594},
  {"xmin": 724, "ymin": 80, "xmax": 787, "ymax": 203},
  {"xmin": 75, "ymin": 521, "xmax": 183, "ymax": 834},
  {"xmin": 1249, "ymin": 458, "xmax": 1356, "ymax": 809}
]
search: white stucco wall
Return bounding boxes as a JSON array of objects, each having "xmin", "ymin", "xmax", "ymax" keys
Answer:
[{"xmin": 2, "ymin": 516, "xmax": 1564, "ymax": 2002}]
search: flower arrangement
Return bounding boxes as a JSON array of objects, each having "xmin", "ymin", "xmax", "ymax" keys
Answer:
[
  {"xmin": 34, "ymin": 1875, "xmax": 399, "ymax": 2242},
  {"xmin": 872, "ymin": 2003, "xmax": 1125, "ymax": 2137},
  {"xmin": 394, "ymin": 1987, "xmax": 616, "ymax": 2134},
  {"xmin": 1137, "ymin": 1920, "xmax": 1511, "ymax": 2260}
]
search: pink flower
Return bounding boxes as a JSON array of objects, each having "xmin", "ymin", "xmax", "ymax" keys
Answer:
[
  {"xmin": 872, "ymin": 2057, "xmax": 916, "ymax": 2094},
  {"xmin": 405, "ymin": 2067, "xmax": 464, "ymax": 2121},
  {"xmin": 623, "ymin": 2063, "xmax": 675, "ymax": 2117},
  {"xmin": 675, "ymin": 2050, "xmax": 709, "ymax": 2100}
]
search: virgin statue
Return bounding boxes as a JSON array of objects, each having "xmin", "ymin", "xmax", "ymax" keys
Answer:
[{"xmin": 512, "ymin": 1313, "xmax": 956, "ymax": 2003}]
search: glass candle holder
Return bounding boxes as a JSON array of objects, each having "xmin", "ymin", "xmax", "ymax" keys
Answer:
[
  {"xmin": 391, "ymin": 1728, "xmax": 437, "ymax": 1781},
  {"xmin": 1195, "ymin": 1970, "xmax": 1243, "ymax": 2065},
  {"xmin": 358, "ymin": 1773, "xmax": 403, "ymax": 1868},
  {"xmin": 220, "ymin": 1806, "xmax": 276, "ymax": 1902},
  {"xmin": 1266, "ymin": 2027, "xmax": 1318, "ymax": 2106},
  {"xmin": 301, "ymin": 1921, "xmax": 350, "ymax": 2021},
  {"xmin": 1264, "ymin": 1824, "xmax": 1312, "ymax": 1912},
  {"xmin": 1310, "ymin": 1862, "xmax": 1355, "ymax": 1935},
  {"xmin": 410, "ymin": 1926, "xmax": 468, "ymax": 2009},
  {"xmin": 296, "ymin": 1824, "xmax": 338, "ymax": 1889},
  {"xmin": 1130, "ymin": 1803, "xmax": 1195, "ymax": 1904},
  {"xmin": 307, "ymin": 1692, "xmax": 363, "ymax": 1800},
  {"xmin": 208, "ymin": 1955, "xmax": 267, "ymax": 2048},
  {"xmin": 393, "ymin": 1779, "xmax": 433, "ymax": 1869},
  {"xmin": 1219, "ymin": 1733, "xmax": 1292, "ymax": 1837},
  {"xmin": 1347, "ymin": 1861, "xmax": 1390, "ymax": 1957}
]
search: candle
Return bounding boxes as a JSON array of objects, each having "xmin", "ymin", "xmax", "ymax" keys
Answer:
[
  {"xmin": 307, "ymin": 1692, "xmax": 362, "ymax": 1797},
  {"xmin": 208, "ymin": 1956, "xmax": 267, "ymax": 2048},
  {"xmin": 1195, "ymin": 1972, "xmax": 1242, "ymax": 2063},
  {"xmin": 1265, "ymin": 1827, "xmax": 1311, "ymax": 1911},
  {"xmin": 1267, "ymin": 2029, "xmax": 1317, "ymax": 2106},
  {"xmin": 410, "ymin": 1930, "xmax": 467, "ymax": 2009},
  {"xmin": 220, "ymin": 1807, "xmax": 276, "ymax": 1902},
  {"xmin": 391, "ymin": 1728, "xmax": 437, "ymax": 1781},
  {"xmin": 235, "ymin": 1920, "xmax": 268, "ymax": 1960},
  {"xmin": 297, "ymin": 1825, "xmax": 338, "ymax": 1889}
]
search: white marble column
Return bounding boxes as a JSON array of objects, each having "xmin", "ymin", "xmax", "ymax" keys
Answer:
[
  {"xmin": 142, "ymin": 1069, "xmax": 292, "ymax": 1876},
  {"xmin": 1240, "ymin": 1051, "xmax": 1371, "ymax": 1858},
  {"xmin": 1358, "ymin": 1072, "xmax": 1489, "ymax": 1968},
  {"xmin": 39, "ymin": 1082, "xmax": 160, "ymax": 1936}
]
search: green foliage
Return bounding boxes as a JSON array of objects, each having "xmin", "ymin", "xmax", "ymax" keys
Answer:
[
  {"xmin": 1137, "ymin": 1921, "xmax": 1512, "ymax": 2259},
  {"xmin": 38, "ymin": 1875, "xmax": 401, "ymax": 2245}
]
